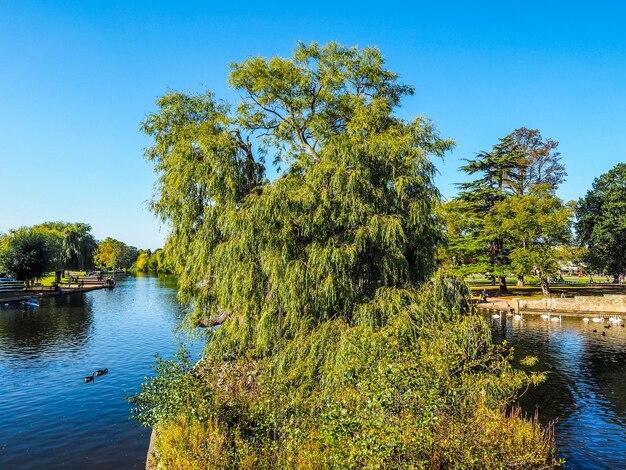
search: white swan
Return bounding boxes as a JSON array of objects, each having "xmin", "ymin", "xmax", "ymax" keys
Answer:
[
  {"xmin": 592, "ymin": 317, "xmax": 602, "ymax": 323},
  {"xmin": 541, "ymin": 313, "xmax": 550, "ymax": 319},
  {"xmin": 492, "ymin": 313, "xmax": 501, "ymax": 319},
  {"xmin": 550, "ymin": 315, "xmax": 562, "ymax": 322},
  {"xmin": 513, "ymin": 313, "xmax": 523, "ymax": 320},
  {"xmin": 609, "ymin": 316, "xmax": 623, "ymax": 324},
  {"xmin": 582, "ymin": 317, "xmax": 590, "ymax": 323}
]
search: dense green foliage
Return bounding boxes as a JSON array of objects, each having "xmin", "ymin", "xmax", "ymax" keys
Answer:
[
  {"xmin": 444, "ymin": 128, "xmax": 567, "ymax": 291},
  {"xmin": 576, "ymin": 163, "xmax": 626, "ymax": 277},
  {"xmin": 95, "ymin": 237, "xmax": 137, "ymax": 269},
  {"xmin": 0, "ymin": 229, "xmax": 56, "ymax": 285},
  {"xmin": 0, "ymin": 221, "xmax": 160, "ymax": 280},
  {"xmin": 0, "ymin": 222, "xmax": 98, "ymax": 283},
  {"xmin": 33, "ymin": 222, "xmax": 98, "ymax": 271},
  {"xmin": 144, "ymin": 42, "xmax": 452, "ymax": 351},
  {"xmin": 132, "ymin": 275, "xmax": 558, "ymax": 469},
  {"xmin": 132, "ymin": 43, "xmax": 562, "ymax": 468},
  {"xmin": 135, "ymin": 248, "xmax": 170, "ymax": 273},
  {"xmin": 484, "ymin": 187, "xmax": 572, "ymax": 295}
]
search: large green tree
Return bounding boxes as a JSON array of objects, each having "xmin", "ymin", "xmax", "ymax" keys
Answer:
[
  {"xmin": 95, "ymin": 237, "xmax": 129, "ymax": 269},
  {"xmin": 134, "ymin": 43, "xmax": 558, "ymax": 467},
  {"xmin": 32, "ymin": 222, "xmax": 98, "ymax": 272},
  {"xmin": 484, "ymin": 187, "xmax": 573, "ymax": 296},
  {"xmin": 145, "ymin": 42, "xmax": 452, "ymax": 340},
  {"xmin": 576, "ymin": 163, "xmax": 626, "ymax": 278},
  {"xmin": 0, "ymin": 228, "xmax": 56, "ymax": 286},
  {"xmin": 60, "ymin": 223, "xmax": 98, "ymax": 271},
  {"xmin": 445, "ymin": 128, "xmax": 566, "ymax": 291}
]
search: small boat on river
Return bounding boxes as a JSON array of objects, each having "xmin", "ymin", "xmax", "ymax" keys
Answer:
[{"xmin": 22, "ymin": 298, "xmax": 40, "ymax": 308}]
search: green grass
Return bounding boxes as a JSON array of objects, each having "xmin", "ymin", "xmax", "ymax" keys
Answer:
[{"xmin": 467, "ymin": 276, "xmax": 626, "ymax": 300}]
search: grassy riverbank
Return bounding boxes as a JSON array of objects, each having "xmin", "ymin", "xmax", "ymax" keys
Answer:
[{"xmin": 468, "ymin": 276, "xmax": 626, "ymax": 301}]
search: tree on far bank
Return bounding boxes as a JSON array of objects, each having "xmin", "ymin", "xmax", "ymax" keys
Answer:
[
  {"xmin": 484, "ymin": 187, "xmax": 573, "ymax": 296},
  {"xmin": 0, "ymin": 228, "xmax": 56, "ymax": 286},
  {"xmin": 576, "ymin": 163, "xmax": 626, "ymax": 278},
  {"xmin": 124, "ymin": 246, "xmax": 139, "ymax": 269},
  {"xmin": 95, "ymin": 237, "xmax": 128, "ymax": 269},
  {"xmin": 60, "ymin": 224, "xmax": 98, "ymax": 271},
  {"xmin": 135, "ymin": 250, "xmax": 151, "ymax": 271},
  {"xmin": 134, "ymin": 248, "xmax": 170, "ymax": 273},
  {"xmin": 445, "ymin": 128, "xmax": 566, "ymax": 291},
  {"xmin": 32, "ymin": 222, "xmax": 98, "ymax": 272}
]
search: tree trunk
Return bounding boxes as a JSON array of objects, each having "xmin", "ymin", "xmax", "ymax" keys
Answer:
[
  {"xmin": 517, "ymin": 275, "xmax": 525, "ymax": 287},
  {"xmin": 197, "ymin": 310, "xmax": 229, "ymax": 328},
  {"xmin": 539, "ymin": 274, "xmax": 550, "ymax": 297},
  {"xmin": 499, "ymin": 276, "xmax": 508, "ymax": 293}
]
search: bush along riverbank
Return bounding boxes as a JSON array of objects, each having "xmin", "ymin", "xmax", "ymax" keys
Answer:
[{"xmin": 130, "ymin": 274, "xmax": 561, "ymax": 469}]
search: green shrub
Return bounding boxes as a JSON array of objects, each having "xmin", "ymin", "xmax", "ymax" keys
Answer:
[{"xmin": 131, "ymin": 274, "xmax": 561, "ymax": 469}]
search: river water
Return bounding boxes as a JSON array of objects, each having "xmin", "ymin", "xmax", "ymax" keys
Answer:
[
  {"xmin": 1, "ymin": 277, "xmax": 625, "ymax": 469},
  {"xmin": 489, "ymin": 314, "xmax": 626, "ymax": 469},
  {"xmin": 0, "ymin": 274, "xmax": 202, "ymax": 469}
]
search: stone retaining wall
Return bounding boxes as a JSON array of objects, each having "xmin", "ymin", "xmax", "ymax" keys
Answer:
[
  {"xmin": 514, "ymin": 294, "xmax": 626, "ymax": 315},
  {"xmin": 146, "ymin": 429, "xmax": 157, "ymax": 470}
]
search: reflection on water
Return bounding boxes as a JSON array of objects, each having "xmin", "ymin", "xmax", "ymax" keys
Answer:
[
  {"xmin": 0, "ymin": 274, "xmax": 202, "ymax": 469},
  {"xmin": 489, "ymin": 314, "xmax": 626, "ymax": 470},
  {"xmin": 0, "ymin": 294, "xmax": 94, "ymax": 365}
]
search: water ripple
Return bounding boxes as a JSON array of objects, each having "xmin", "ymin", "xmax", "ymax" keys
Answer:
[
  {"xmin": 0, "ymin": 274, "xmax": 201, "ymax": 469},
  {"xmin": 489, "ymin": 314, "xmax": 626, "ymax": 469}
]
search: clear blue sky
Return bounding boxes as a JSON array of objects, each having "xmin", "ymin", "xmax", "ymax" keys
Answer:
[{"xmin": 1, "ymin": 1, "xmax": 625, "ymax": 249}]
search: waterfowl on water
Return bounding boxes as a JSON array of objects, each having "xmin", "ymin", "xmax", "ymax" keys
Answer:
[
  {"xmin": 84, "ymin": 373, "xmax": 95, "ymax": 383},
  {"xmin": 602, "ymin": 331, "xmax": 607, "ymax": 336},
  {"xmin": 592, "ymin": 317, "xmax": 602, "ymax": 323},
  {"xmin": 550, "ymin": 315, "xmax": 562, "ymax": 322},
  {"xmin": 95, "ymin": 368, "xmax": 108, "ymax": 376},
  {"xmin": 514, "ymin": 314, "xmax": 523, "ymax": 320},
  {"xmin": 541, "ymin": 313, "xmax": 550, "ymax": 319},
  {"xmin": 492, "ymin": 314, "xmax": 500, "ymax": 319},
  {"xmin": 582, "ymin": 317, "xmax": 590, "ymax": 323}
]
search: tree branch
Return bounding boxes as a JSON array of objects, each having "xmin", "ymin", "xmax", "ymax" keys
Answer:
[
  {"xmin": 295, "ymin": 128, "xmax": 321, "ymax": 162},
  {"xmin": 197, "ymin": 309, "xmax": 229, "ymax": 328}
]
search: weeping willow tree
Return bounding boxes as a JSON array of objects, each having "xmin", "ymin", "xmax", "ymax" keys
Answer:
[
  {"xmin": 143, "ymin": 42, "xmax": 451, "ymax": 353},
  {"xmin": 135, "ymin": 43, "xmax": 561, "ymax": 468}
]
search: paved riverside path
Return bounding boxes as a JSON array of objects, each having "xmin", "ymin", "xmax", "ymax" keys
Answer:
[{"xmin": 475, "ymin": 297, "xmax": 515, "ymax": 313}]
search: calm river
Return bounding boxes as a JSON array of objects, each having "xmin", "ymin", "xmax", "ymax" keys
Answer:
[
  {"xmin": 489, "ymin": 314, "xmax": 626, "ymax": 469},
  {"xmin": 0, "ymin": 274, "xmax": 202, "ymax": 469},
  {"xmin": 1, "ymin": 278, "xmax": 625, "ymax": 469}
]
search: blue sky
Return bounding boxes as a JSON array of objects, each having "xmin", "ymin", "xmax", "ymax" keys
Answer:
[{"xmin": 1, "ymin": 1, "xmax": 625, "ymax": 249}]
